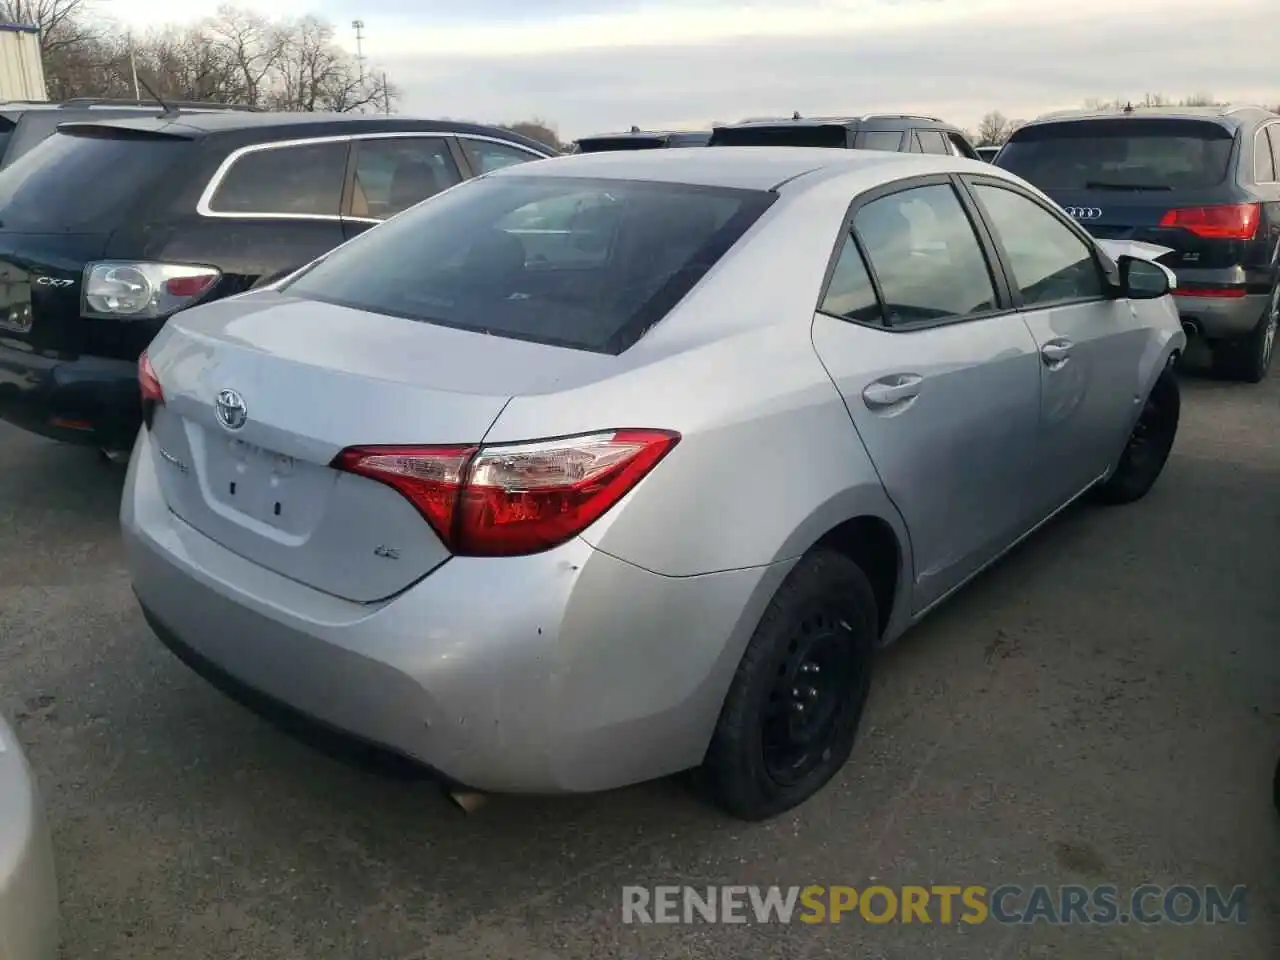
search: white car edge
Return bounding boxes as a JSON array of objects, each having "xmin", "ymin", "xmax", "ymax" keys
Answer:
[{"xmin": 0, "ymin": 716, "xmax": 58, "ymax": 960}]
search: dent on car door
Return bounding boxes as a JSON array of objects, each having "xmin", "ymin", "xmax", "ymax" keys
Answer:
[
  {"xmin": 964, "ymin": 178, "xmax": 1148, "ymax": 512},
  {"xmin": 810, "ymin": 178, "xmax": 1043, "ymax": 613}
]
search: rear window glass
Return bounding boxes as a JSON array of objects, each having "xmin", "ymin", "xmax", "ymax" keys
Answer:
[
  {"xmin": 996, "ymin": 118, "xmax": 1235, "ymax": 189},
  {"xmin": 575, "ymin": 137, "xmax": 665, "ymax": 152},
  {"xmin": 709, "ymin": 125, "xmax": 848, "ymax": 148},
  {"xmin": 0, "ymin": 129, "xmax": 190, "ymax": 228},
  {"xmin": 0, "ymin": 127, "xmax": 12, "ymax": 166},
  {"xmin": 282, "ymin": 175, "xmax": 776, "ymax": 354}
]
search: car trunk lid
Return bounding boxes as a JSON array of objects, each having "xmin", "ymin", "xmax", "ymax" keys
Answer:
[
  {"xmin": 0, "ymin": 232, "xmax": 110, "ymax": 354},
  {"xmin": 143, "ymin": 292, "xmax": 619, "ymax": 602}
]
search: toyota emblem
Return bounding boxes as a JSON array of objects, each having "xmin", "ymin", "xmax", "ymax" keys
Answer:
[
  {"xmin": 214, "ymin": 388, "xmax": 248, "ymax": 431},
  {"xmin": 1064, "ymin": 206, "xmax": 1103, "ymax": 221}
]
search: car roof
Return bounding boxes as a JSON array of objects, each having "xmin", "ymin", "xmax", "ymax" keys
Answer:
[
  {"xmin": 578, "ymin": 129, "xmax": 709, "ymax": 141},
  {"xmin": 52, "ymin": 112, "xmax": 556, "ymax": 153},
  {"xmin": 485, "ymin": 145, "xmax": 978, "ymax": 191},
  {"xmin": 1023, "ymin": 103, "xmax": 1278, "ymax": 132}
]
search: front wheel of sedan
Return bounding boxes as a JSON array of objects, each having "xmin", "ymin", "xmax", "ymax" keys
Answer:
[
  {"xmin": 701, "ymin": 550, "xmax": 877, "ymax": 821},
  {"xmin": 1093, "ymin": 366, "xmax": 1180, "ymax": 506}
]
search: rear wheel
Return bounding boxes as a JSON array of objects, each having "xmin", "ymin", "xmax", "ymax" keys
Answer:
[
  {"xmin": 701, "ymin": 550, "xmax": 877, "ymax": 820},
  {"xmin": 1210, "ymin": 280, "xmax": 1279, "ymax": 383},
  {"xmin": 1094, "ymin": 367, "xmax": 1180, "ymax": 505}
]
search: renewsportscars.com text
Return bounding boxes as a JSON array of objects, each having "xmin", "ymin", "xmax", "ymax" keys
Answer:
[{"xmin": 621, "ymin": 884, "xmax": 1248, "ymax": 926}]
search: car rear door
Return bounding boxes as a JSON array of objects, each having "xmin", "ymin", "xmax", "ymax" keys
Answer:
[
  {"xmin": 810, "ymin": 175, "xmax": 1043, "ymax": 613},
  {"xmin": 963, "ymin": 176, "xmax": 1149, "ymax": 511},
  {"xmin": 341, "ymin": 135, "xmax": 465, "ymax": 240}
]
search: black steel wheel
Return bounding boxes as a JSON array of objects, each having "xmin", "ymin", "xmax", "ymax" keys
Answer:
[
  {"xmin": 1094, "ymin": 366, "xmax": 1180, "ymax": 506},
  {"xmin": 702, "ymin": 550, "xmax": 878, "ymax": 820}
]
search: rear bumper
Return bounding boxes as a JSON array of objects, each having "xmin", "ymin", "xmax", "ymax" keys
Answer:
[
  {"xmin": 121, "ymin": 427, "xmax": 788, "ymax": 794},
  {"xmin": 0, "ymin": 342, "xmax": 140, "ymax": 449},
  {"xmin": 1174, "ymin": 291, "xmax": 1266, "ymax": 340},
  {"xmin": 0, "ymin": 721, "xmax": 59, "ymax": 960}
]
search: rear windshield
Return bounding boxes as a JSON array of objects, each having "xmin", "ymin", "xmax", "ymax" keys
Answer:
[
  {"xmin": 282, "ymin": 175, "xmax": 776, "ymax": 354},
  {"xmin": 0, "ymin": 125, "xmax": 11, "ymax": 166},
  {"xmin": 996, "ymin": 118, "xmax": 1235, "ymax": 190},
  {"xmin": 0, "ymin": 129, "xmax": 190, "ymax": 229},
  {"xmin": 709, "ymin": 125, "xmax": 849, "ymax": 148},
  {"xmin": 575, "ymin": 137, "xmax": 666, "ymax": 152}
]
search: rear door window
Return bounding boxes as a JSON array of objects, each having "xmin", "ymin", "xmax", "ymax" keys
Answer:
[
  {"xmin": 996, "ymin": 118, "xmax": 1235, "ymax": 189},
  {"xmin": 855, "ymin": 131, "xmax": 903, "ymax": 152},
  {"xmin": 209, "ymin": 140, "xmax": 349, "ymax": 216},
  {"xmin": 349, "ymin": 137, "xmax": 461, "ymax": 219},
  {"xmin": 282, "ymin": 175, "xmax": 776, "ymax": 354},
  {"xmin": 915, "ymin": 130, "xmax": 950, "ymax": 155},
  {"xmin": 853, "ymin": 183, "xmax": 998, "ymax": 324},
  {"xmin": 0, "ymin": 128, "xmax": 192, "ymax": 228},
  {"xmin": 819, "ymin": 233, "xmax": 884, "ymax": 325},
  {"xmin": 460, "ymin": 138, "xmax": 544, "ymax": 173}
]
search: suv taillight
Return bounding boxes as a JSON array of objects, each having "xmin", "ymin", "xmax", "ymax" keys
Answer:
[
  {"xmin": 83, "ymin": 262, "xmax": 221, "ymax": 320},
  {"xmin": 1158, "ymin": 203, "xmax": 1261, "ymax": 240},
  {"xmin": 138, "ymin": 350, "xmax": 163, "ymax": 404},
  {"xmin": 333, "ymin": 429, "xmax": 680, "ymax": 556}
]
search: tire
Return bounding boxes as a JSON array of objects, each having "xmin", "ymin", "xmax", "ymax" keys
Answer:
[
  {"xmin": 1094, "ymin": 366, "xmax": 1180, "ymax": 506},
  {"xmin": 1209, "ymin": 280, "xmax": 1279, "ymax": 383},
  {"xmin": 701, "ymin": 550, "xmax": 878, "ymax": 821}
]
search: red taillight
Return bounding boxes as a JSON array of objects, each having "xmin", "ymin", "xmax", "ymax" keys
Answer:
[
  {"xmin": 138, "ymin": 350, "xmax": 163, "ymax": 404},
  {"xmin": 1158, "ymin": 203, "xmax": 1261, "ymax": 240},
  {"xmin": 334, "ymin": 429, "xmax": 681, "ymax": 556},
  {"xmin": 164, "ymin": 274, "xmax": 219, "ymax": 298}
]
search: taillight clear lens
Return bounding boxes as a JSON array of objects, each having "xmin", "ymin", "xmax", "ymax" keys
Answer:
[
  {"xmin": 1158, "ymin": 203, "xmax": 1261, "ymax": 240},
  {"xmin": 83, "ymin": 262, "xmax": 221, "ymax": 319},
  {"xmin": 138, "ymin": 350, "xmax": 163, "ymax": 404},
  {"xmin": 333, "ymin": 429, "xmax": 680, "ymax": 557}
]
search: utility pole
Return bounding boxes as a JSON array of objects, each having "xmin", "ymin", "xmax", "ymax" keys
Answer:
[
  {"xmin": 128, "ymin": 31, "xmax": 141, "ymax": 100},
  {"xmin": 351, "ymin": 20, "xmax": 365, "ymax": 81}
]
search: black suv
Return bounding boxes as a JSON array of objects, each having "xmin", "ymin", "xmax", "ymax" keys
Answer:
[
  {"xmin": 0, "ymin": 98, "xmax": 256, "ymax": 169},
  {"xmin": 572, "ymin": 127, "xmax": 711, "ymax": 152},
  {"xmin": 995, "ymin": 104, "xmax": 1280, "ymax": 382},
  {"xmin": 708, "ymin": 113, "xmax": 982, "ymax": 159},
  {"xmin": 0, "ymin": 112, "xmax": 554, "ymax": 452}
]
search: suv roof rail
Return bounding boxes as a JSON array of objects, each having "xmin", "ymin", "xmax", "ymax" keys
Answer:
[
  {"xmin": 1034, "ymin": 102, "xmax": 1272, "ymax": 122},
  {"xmin": 859, "ymin": 113, "xmax": 946, "ymax": 123},
  {"xmin": 57, "ymin": 98, "xmax": 259, "ymax": 112}
]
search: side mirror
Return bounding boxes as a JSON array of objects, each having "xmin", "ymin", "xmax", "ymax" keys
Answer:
[{"xmin": 1118, "ymin": 254, "xmax": 1172, "ymax": 300}]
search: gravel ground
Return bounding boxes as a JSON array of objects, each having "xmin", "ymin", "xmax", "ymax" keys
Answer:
[{"xmin": 1, "ymin": 369, "xmax": 1277, "ymax": 959}]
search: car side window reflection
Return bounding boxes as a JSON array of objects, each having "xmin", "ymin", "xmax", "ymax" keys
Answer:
[
  {"xmin": 820, "ymin": 232, "xmax": 883, "ymax": 325},
  {"xmin": 971, "ymin": 183, "xmax": 1105, "ymax": 305},
  {"xmin": 853, "ymin": 183, "xmax": 997, "ymax": 324}
]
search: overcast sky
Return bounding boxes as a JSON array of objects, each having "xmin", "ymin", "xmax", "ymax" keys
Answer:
[{"xmin": 107, "ymin": 0, "xmax": 1279, "ymax": 140}]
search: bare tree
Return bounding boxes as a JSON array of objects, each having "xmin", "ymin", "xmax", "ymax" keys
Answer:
[
  {"xmin": 976, "ymin": 110, "xmax": 1015, "ymax": 147},
  {"xmin": 205, "ymin": 6, "xmax": 286, "ymax": 107},
  {"xmin": 0, "ymin": 0, "xmax": 92, "ymax": 53},
  {"xmin": 501, "ymin": 119, "xmax": 562, "ymax": 151}
]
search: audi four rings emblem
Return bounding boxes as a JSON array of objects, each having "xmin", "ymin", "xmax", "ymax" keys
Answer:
[
  {"xmin": 1065, "ymin": 207, "xmax": 1103, "ymax": 221},
  {"xmin": 214, "ymin": 389, "xmax": 248, "ymax": 431}
]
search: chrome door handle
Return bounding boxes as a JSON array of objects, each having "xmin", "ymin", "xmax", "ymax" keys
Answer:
[
  {"xmin": 1041, "ymin": 339, "xmax": 1073, "ymax": 367},
  {"xmin": 862, "ymin": 374, "xmax": 923, "ymax": 409}
]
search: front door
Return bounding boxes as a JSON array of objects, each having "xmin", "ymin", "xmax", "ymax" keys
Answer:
[
  {"xmin": 811, "ymin": 178, "xmax": 1043, "ymax": 613},
  {"xmin": 964, "ymin": 178, "xmax": 1151, "ymax": 513}
]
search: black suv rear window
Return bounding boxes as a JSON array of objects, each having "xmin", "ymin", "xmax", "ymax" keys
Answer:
[
  {"xmin": 997, "ymin": 118, "xmax": 1235, "ymax": 189},
  {"xmin": 709, "ymin": 125, "xmax": 849, "ymax": 148},
  {"xmin": 283, "ymin": 175, "xmax": 776, "ymax": 354},
  {"xmin": 0, "ymin": 128, "xmax": 190, "ymax": 228},
  {"xmin": 575, "ymin": 137, "xmax": 666, "ymax": 152}
]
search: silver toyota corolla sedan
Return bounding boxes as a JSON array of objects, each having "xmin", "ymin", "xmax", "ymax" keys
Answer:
[
  {"xmin": 0, "ymin": 716, "xmax": 58, "ymax": 959},
  {"xmin": 122, "ymin": 147, "xmax": 1185, "ymax": 820}
]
